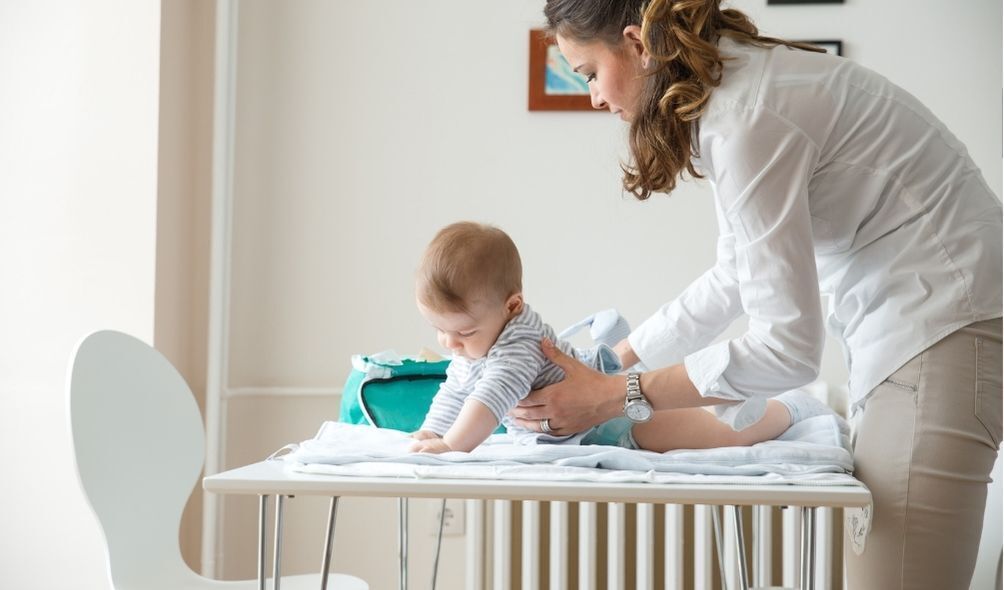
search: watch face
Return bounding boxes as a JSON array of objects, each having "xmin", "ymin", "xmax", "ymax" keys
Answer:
[{"xmin": 625, "ymin": 401, "xmax": 653, "ymax": 422}]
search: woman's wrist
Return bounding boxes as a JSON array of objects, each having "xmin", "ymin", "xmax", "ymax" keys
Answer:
[
  {"xmin": 601, "ymin": 373, "xmax": 628, "ymax": 421},
  {"xmin": 634, "ymin": 363, "xmax": 706, "ymax": 412}
]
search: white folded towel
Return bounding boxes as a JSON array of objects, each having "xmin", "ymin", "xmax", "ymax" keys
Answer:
[{"xmin": 286, "ymin": 414, "xmax": 856, "ymax": 486}]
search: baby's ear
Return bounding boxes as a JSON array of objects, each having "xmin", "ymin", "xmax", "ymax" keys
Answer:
[{"xmin": 506, "ymin": 292, "xmax": 524, "ymax": 315}]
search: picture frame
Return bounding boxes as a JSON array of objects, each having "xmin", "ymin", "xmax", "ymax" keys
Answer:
[
  {"xmin": 527, "ymin": 29, "xmax": 595, "ymax": 111},
  {"xmin": 801, "ymin": 39, "xmax": 843, "ymax": 56},
  {"xmin": 768, "ymin": 0, "xmax": 843, "ymax": 4}
]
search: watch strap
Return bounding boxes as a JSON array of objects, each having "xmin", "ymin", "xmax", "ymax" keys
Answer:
[{"xmin": 626, "ymin": 372, "xmax": 643, "ymax": 403}]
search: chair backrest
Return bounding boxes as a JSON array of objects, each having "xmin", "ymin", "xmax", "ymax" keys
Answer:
[{"xmin": 68, "ymin": 330, "xmax": 204, "ymax": 587}]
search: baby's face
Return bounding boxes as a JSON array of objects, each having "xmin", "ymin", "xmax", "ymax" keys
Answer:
[{"xmin": 417, "ymin": 298, "xmax": 516, "ymax": 361}]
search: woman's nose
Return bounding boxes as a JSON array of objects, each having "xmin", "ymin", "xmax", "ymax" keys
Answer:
[{"xmin": 589, "ymin": 86, "xmax": 606, "ymax": 110}]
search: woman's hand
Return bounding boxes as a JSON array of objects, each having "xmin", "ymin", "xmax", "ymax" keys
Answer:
[
  {"xmin": 411, "ymin": 429, "xmax": 439, "ymax": 441},
  {"xmin": 409, "ymin": 437, "xmax": 452, "ymax": 454},
  {"xmin": 509, "ymin": 338, "xmax": 625, "ymax": 436}
]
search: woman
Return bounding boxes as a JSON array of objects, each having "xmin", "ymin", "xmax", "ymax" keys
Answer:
[{"xmin": 510, "ymin": 0, "xmax": 1002, "ymax": 587}]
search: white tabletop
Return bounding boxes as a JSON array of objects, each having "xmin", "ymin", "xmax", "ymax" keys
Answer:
[{"xmin": 204, "ymin": 461, "xmax": 871, "ymax": 508}]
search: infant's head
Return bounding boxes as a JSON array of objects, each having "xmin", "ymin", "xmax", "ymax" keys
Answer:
[{"xmin": 416, "ymin": 222, "xmax": 524, "ymax": 360}]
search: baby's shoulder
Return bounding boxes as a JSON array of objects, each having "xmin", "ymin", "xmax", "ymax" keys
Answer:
[{"xmin": 495, "ymin": 305, "xmax": 555, "ymax": 347}]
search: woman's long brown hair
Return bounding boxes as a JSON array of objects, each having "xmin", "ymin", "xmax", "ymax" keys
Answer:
[{"xmin": 544, "ymin": 0, "xmax": 822, "ymax": 200}]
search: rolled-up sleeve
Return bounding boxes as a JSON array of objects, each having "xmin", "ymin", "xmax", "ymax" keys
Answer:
[{"xmin": 636, "ymin": 106, "xmax": 826, "ymax": 428}]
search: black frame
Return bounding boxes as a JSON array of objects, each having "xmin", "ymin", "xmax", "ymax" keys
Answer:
[{"xmin": 801, "ymin": 39, "xmax": 843, "ymax": 56}]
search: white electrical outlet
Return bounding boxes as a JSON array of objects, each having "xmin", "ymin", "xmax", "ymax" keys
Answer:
[{"xmin": 432, "ymin": 499, "xmax": 466, "ymax": 536}]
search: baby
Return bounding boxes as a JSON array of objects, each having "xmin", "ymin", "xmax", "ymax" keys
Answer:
[{"xmin": 410, "ymin": 221, "xmax": 829, "ymax": 454}]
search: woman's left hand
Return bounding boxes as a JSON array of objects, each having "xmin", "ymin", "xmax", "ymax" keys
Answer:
[{"xmin": 509, "ymin": 338, "xmax": 624, "ymax": 436}]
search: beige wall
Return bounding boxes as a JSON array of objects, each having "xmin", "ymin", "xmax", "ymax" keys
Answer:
[
  {"xmin": 0, "ymin": 1, "xmax": 163, "ymax": 588},
  {"xmin": 155, "ymin": 0, "xmax": 215, "ymax": 573}
]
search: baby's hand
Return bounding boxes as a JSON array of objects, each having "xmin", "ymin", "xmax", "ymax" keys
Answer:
[
  {"xmin": 411, "ymin": 429, "xmax": 439, "ymax": 441},
  {"xmin": 409, "ymin": 437, "xmax": 453, "ymax": 454}
]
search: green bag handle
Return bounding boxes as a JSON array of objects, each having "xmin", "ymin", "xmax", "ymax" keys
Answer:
[
  {"xmin": 338, "ymin": 355, "xmax": 451, "ymax": 431},
  {"xmin": 338, "ymin": 353, "xmax": 505, "ymax": 434}
]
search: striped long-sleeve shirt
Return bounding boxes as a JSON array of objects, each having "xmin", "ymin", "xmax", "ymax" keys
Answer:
[{"xmin": 420, "ymin": 304, "xmax": 618, "ymax": 441}]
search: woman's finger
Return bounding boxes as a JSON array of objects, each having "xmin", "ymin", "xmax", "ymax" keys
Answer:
[
  {"xmin": 509, "ymin": 402, "xmax": 546, "ymax": 420},
  {"xmin": 511, "ymin": 416, "xmax": 565, "ymax": 436},
  {"xmin": 540, "ymin": 338, "xmax": 583, "ymax": 372},
  {"xmin": 515, "ymin": 389, "xmax": 548, "ymax": 407}
]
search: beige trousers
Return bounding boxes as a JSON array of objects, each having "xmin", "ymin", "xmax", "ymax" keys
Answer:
[{"xmin": 845, "ymin": 318, "xmax": 1002, "ymax": 589}]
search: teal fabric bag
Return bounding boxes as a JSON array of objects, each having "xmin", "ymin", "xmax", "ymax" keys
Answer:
[{"xmin": 338, "ymin": 353, "xmax": 451, "ymax": 432}]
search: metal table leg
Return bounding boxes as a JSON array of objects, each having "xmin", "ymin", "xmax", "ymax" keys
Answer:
[
  {"xmin": 431, "ymin": 499, "xmax": 446, "ymax": 590},
  {"xmin": 732, "ymin": 506, "xmax": 750, "ymax": 590},
  {"xmin": 274, "ymin": 495, "xmax": 287, "ymax": 590},
  {"xmin": 398, "ymin": 497, "xmax": 409, "ymax": 590},
  {"xmin": 711, "ymin": 505, "xmax": 729, "ymax": 589},
  {"xmin": 259, "ymin": 495, "xmax": 268, "ymax": 590},
  {"xmin": 800, "ymin": 506, "xmax": 816, "ymax": 590},
  {"xmin": 752, "ymin": 505, "xmax": 769, "ymax": 587},
  {"xmin": 320, "ymin": 497, "xmax": 339, "ymax": 590}
]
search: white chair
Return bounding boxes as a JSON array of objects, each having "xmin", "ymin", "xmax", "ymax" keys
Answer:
[{"xmin": 68, "ymin": 330, "xmax": 367, "ymax": 590}]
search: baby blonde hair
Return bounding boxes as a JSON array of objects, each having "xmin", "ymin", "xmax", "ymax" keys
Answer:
[{"xmin": 417, "ymin": 222, "xmax": 523, "ymax": 313}]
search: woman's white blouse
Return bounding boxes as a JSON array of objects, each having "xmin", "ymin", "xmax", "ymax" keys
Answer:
[{"xmin": 628, "ymin": 38, "xmax": 1002, "ymax": 428}]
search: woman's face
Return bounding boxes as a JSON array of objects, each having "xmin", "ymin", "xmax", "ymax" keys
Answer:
[{"xmin": 556, "ymin": 29, "xmax": 648, "ymax": 121}]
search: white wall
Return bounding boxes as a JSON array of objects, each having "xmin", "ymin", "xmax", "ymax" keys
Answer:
[
  {"xmin": 226, "ymin": 0, "xmax": 1002, "ymax": 394},
  {"xmin": 218, "ymin": 0, "xmax": 1001, "ymax": 587},
  {"xmin": 0, "ymin": 1, "xmax": 162, "ymax": 589},
  {"xmin": 0, "ymin": 0, "xmax": 998, "ymax": 588}
]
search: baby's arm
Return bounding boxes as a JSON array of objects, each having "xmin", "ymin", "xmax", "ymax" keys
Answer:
[
  {"xmin": 443, "ymin": 400, "xmax": 499, "ymax": 451},
  {"xmin": 414, "ymin": 361, "xmax": 467, "ymax": 440},
  {"xmin": 410, "ymin": 400, "xmax": 498, "ymax": 453},
  {"xmin": 413, "ymin": 336, "xmax": 545, "ymax": 453}
]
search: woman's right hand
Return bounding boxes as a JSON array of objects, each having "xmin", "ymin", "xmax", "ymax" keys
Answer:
[{"xmin": 509, "ymin": 338, "xmax": 625, "ymax": 436}]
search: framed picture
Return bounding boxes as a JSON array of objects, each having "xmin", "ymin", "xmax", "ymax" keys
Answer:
[
  {"xmin": 801, "ymin": 39, "xmax": 843, "ymax": 56},
  {"xmin": 528, "ymin": 29, "xmax": 595, "ymax": 111}
]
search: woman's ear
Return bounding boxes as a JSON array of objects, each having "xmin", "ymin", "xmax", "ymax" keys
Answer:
[{"xmin": 622, "ymin": 25, "xmax": 652, "ymax": 68}]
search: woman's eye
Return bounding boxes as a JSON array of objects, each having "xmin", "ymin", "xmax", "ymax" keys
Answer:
[{"xmin": 584, "ymin": 73, "xmax": 596, "ymax": 83}]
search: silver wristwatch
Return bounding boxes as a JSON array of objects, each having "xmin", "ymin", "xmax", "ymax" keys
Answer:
[{"xmin": 624, "ymin": 372, "xmax": 653, "ymax": 423}]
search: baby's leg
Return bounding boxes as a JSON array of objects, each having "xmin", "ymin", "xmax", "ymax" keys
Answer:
[{"xmin": 632, "ymin": 401, "xmax": 793, "ymax": 453}]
